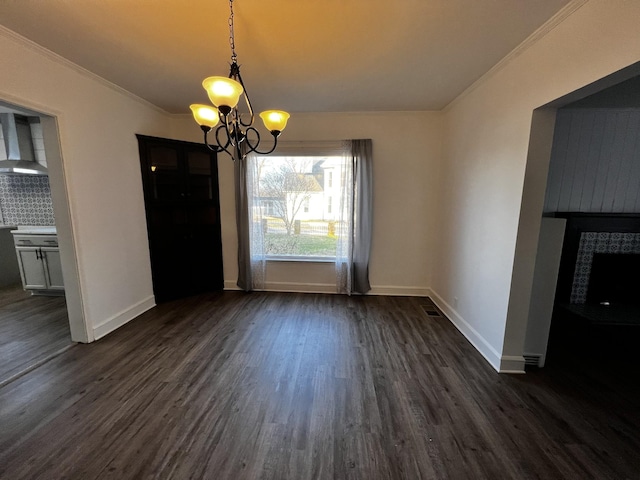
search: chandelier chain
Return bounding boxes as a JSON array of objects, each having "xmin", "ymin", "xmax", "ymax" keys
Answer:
[{"xmin": 228, "ymin": 0, "xmax": 237, "ymax": 63}]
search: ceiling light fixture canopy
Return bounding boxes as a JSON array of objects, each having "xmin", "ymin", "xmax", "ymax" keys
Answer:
[{"xmin": 190, "ymin": 0, "xmax": 289, "ymax": 161}]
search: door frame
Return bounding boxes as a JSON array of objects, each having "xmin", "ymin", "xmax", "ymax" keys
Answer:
[{"xmin": 0, "ymin": 95, "xmax": 89, "ymax": 343}]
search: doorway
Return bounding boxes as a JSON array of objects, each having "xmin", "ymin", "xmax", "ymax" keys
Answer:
[
  {"xmin": 0, "ymin": 98, "xmax": 86, "ymax": 385},
  {"xmin": 518, "ymin": 65, "xmax": 640, "ymax": 372}
]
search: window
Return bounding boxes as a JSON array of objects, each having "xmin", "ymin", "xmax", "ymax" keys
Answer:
[
  {"xmin": 239, "ymin": 139, "xmax": 372, "ymax": 293},
  {"xmin": 260, "ymin": 199, "xmax": 277, "ymax": 216},
  {"xmin": 247, "ymin": 143, "xmax": 348, "ymax": 260}
]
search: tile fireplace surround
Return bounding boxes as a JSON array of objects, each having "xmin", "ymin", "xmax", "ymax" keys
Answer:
[{"xmin": 555, "ymin": 213, "xmax": 640, "ymax": 306}]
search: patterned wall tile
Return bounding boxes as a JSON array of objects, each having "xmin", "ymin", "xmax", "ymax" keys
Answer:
[
  {"xmin": 570, "ymin": 232, "xmax": 640, "ymax": 303},
  {"xmin": 0, "ymin": 175, "xmax": 55, "ymax": 226}
]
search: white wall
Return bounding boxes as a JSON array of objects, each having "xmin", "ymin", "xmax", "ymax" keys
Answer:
[
  {"xmin": 0, "ymin": 27, "xmax": 172, "ymax": 341},
  {"xmin": 172, "ymin": 111, "xmax": 443, "ymax": 295},
  {"xmin": 433, "ymin": 0, "xmax": 640, "ymax": 372}
]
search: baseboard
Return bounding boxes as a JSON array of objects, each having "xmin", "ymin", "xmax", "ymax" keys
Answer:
[
  {"xmin": 428, "ymin": 289, "xmax": 505, "ymax": 373},
  {"xmin": 224, "ymin": 279, "xmax": 430, "ymax": 296},
  {"xmin": 224, "ymin": 280, "xmax": 335, "ymax": 293},
  {"xmin": 499, "ymin": 355, "xmax": 526, "ymax": 374},
  {"xmin": 92, "ymin": 295, "xmax": 156, "ymax": 340},
  {"xmin": 368, "ymin": 285, "xmax": 430, "ymax": 297},
  {"xmin": 264, "ymin": 281, "xmax": 337, "ymax": 294},
  {"xmin": 224, "ymin": 280, "xmax": 241, "ymax": 291}
]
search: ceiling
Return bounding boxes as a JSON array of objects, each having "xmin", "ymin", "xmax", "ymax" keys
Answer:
[{"xmin": 0, "ymin": 0, "xmax": 571, "ymax": 114}]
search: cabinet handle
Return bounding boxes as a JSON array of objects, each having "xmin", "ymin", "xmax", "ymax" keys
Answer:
[{"xmin": 36, "ymin": 249, "xmax": 40, "ymax": 260}]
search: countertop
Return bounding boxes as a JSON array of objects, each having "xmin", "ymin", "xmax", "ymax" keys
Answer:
[{"xmin": 10, "ymin": 226, "xmax": 57, "ymax": 235}]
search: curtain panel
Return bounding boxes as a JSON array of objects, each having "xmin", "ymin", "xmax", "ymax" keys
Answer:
[{"xmin": 336, "ymin": 139, "xmax": 373, "ymax": 295}]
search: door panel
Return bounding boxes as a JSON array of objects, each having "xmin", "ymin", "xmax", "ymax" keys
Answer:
[{"xmin": 43, "ymin": 248, "xmax": 65, "ymax": 290}]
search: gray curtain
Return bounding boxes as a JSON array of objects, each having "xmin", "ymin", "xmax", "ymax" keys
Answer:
[
  {"xmin": 234, "ymin": 146, "xmax": 252, "ymax": 291},
  {"xmin": 351, "ymin": 139, "xmax": 373, "ymax": 294}
]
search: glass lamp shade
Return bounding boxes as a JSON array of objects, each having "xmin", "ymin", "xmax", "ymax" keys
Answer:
[
  {"xmin": 202, "ymin": 76, "xmax": 244, "ymax": 109},
  {"xmin": 190, "ymin": 104, "xmax": 220, "ymax": 129},
  {"xmin": 259, "ymin": 110, "xmax": 290, "ymax": 132}
]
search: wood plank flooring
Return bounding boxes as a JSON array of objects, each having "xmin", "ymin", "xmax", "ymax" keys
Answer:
[
  {"xmin": 0, "ymin": 292, "xmax": 638, "ymax": 479},
  {"xmin": 0, "ymin": 283, "xmax": 71, "ymax": 384}
]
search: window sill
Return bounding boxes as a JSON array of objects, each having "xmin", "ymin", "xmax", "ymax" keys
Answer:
[{"xmin": 266, "ymin": 256, "xmax": 335, "ymax": 264}]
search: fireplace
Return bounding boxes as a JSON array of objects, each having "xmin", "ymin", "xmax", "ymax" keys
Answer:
[{"xmin": 554, "ymin": 213, "xmax": 640, "ymax": 325}]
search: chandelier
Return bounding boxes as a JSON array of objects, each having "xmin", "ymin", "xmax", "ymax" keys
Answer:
[{"xmin": 190, "ymin": 0, "xmax": 290, "ymax": 161}]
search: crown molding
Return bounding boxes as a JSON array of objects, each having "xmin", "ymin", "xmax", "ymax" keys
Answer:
[
  {"xmin": 443, "ymin": 0, "xmax": 590, "ymax": 113},
  {"xmin": 0, "ymin": 25, "xmax": 169, "ymax": 116}
]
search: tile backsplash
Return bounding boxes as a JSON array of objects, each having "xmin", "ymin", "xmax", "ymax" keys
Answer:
[{"xmin": 0, "ymin": 175, "xmax": 55, "ymax": 225}]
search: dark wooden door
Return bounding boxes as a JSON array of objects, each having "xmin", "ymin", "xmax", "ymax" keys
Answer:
[{"xmin": 137, "ymin": 135, "xmax": 224, "ymax": 302}]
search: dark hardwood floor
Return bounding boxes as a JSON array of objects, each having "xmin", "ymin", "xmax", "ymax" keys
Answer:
[
  {"xmin": 0, "ymin": 292, "xmax": 638, "ymax": 479},
  {"xmin": 0, "ymin": 283, "xmax": 71, "ymax": 385}
]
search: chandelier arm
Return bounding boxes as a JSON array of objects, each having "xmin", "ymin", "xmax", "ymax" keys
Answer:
[
  {"xmin": 245, "ymin": 127, "xmax": 280, "ymax": 155},
  {"xmin": 235, "ymin": 69, "xmax": 255, "ymax": 128},
  {"xmin": 214, "ymin": 124, "xmax": 236, "ymax": 159},
  {"xmin": 200, "ymin": 125, "xmax": 223, "ymax": 153},
  {"xmin": 224, "ymin": 113, "xmax": 238, "ymax": 147}
]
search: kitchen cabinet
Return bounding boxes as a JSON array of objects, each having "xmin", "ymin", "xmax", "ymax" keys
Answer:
[
  {"xmin": 12, "ymin": 233, "xmax": 64, "ymax": 294},
  {"xmin": 137, "ymin": 135, "xmax": 224, "ymax": 302}
]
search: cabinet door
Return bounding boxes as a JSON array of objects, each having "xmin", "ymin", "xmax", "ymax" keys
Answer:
[
  {"xmin": 16, "ymin": 248, "xmax": 47, "ymax": 289},
  {"xmin": 42, "ymin": 248, "xmax": 65, "ymax": 290},
  {"xmin": 185, "ymin": 149, "xmax": 215, "ymax": 201},
  {"xmin": 146, "ymin": 144, "xmax": 184, "ymax": 202}
]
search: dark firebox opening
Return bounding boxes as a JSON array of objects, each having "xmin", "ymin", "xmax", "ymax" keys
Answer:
[{"xmin": 587, "ymin": 253, "xmax": 640, "ymax": 307}]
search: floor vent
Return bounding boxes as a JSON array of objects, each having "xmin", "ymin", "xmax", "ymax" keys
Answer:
[
  {"xmin": 421, "ymin": 305, "xmax": 442, "ymax": 318},
  {"xmin": 523, "ymin": 354, "xmax": 542, "ymax": 367}
]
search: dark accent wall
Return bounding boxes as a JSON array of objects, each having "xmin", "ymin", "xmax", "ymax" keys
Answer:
[
  {"xmin": 0, "ymin": 175, "xmax": 55, "ymax": 226},
  {"xmin": 544, "ymin": 108, "xmax": 640, "ymax": 213}
]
